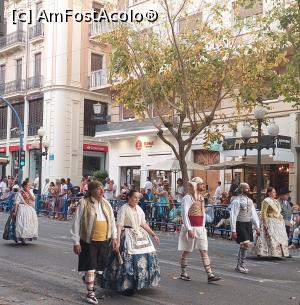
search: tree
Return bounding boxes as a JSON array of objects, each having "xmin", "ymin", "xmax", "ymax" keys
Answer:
[
  {"xmin": 270, "ymin": 0, "xmax": 300, "ymax": 105},
  {"xmin": 97, "ymin": 0, "xmax": 285, "ymax": 189}
]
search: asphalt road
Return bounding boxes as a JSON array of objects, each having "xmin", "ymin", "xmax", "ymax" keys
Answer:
[{"xmin": 0, "ymin": 212, "xmax": 299, "ymax": 305}]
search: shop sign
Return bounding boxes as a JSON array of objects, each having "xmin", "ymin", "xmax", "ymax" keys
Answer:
[
  {"xmin": 144, "ymin": 141, "xmax": 154, "ymax": 148},
  {"xmin": 49, "ymin": 153, "xmax": 55, "ymax": 161},
  {"xmin": 135, "ymin": 140, "xmax": 142, "ymax": 151},
  {"xmin": 0, "ymin": 146, "xmax": 6, "ymax": 153},
  {"xmin": 223, "ymin": 135, "xmax": 291, "ymax": 151},
  {"xmin": 83, "ymin": 144, "xmax": 108, "ymax": 152},
  {"xmin": 9, "ymin": 145, "xmax": 20, "ymax": 152}
]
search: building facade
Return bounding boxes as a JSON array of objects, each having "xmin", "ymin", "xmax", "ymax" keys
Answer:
[
  {"xmin": 93, "ymin": 0, "xmax": 299, "ymax": 203},
  {"xmin": 0, "ymin": 0, "xmax": 115, "ymax": 184}
]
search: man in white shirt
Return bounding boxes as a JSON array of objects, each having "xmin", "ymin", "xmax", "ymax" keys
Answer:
[
  {"xmin": 0, "ymin": 178, "xmax": 7, "ymax": 193},
  {"xmin": 41, "ymin": 178, "xmax": 50, "ymax": 196},
  {"xmin": 144, "ymin": 177, "xmax": 153, "ymax": 192},
  {"xmin": 230, "ymin": 183, "xmax": 260, "ymax": 274},
  {"xmin": 71, "ymin": 181, "xmax": 117, "ymax": 305},
  {"xmin": 213, "ymin": 181, "xmax": 222, "ymax": 204},
  {"xmin": 178, "ymin": 177, "xmax": 222, "ymax": 283}
]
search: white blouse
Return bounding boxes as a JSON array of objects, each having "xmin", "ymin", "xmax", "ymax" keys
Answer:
[{"xmin": 117, "ymin": 203, "xmax": 146, "ymax": 232}]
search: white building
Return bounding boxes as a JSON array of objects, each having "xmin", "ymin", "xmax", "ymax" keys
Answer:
[
  {"xmin": 0, "ymin": 0, "xmax": 118, "ymax": 185},
  {"xmin": 93, "ymin": 0, "xmax": 299, "ymax": 202}
]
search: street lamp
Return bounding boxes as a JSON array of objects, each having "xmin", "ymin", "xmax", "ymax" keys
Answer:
[
  {"xmin": 36, "ymin": 126, "xmax": 49, "ymax": 200},
  {"xmin": 240, "ymin": 105, "xmax": 279, "ymax": 206}
]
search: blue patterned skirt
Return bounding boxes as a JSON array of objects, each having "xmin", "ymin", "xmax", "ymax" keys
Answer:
[{"xmin": 101, "ymin": 230, "xmax": 160, "ymax": 291}]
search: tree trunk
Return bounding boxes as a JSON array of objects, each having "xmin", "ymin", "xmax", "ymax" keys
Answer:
[{"xmin": 178, "ymin": 145, "xmax": 189, "ymax": 192}]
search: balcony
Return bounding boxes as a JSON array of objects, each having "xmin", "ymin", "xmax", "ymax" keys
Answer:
[
  {"xmin": 89, "ymin": 21, "xmax": 119, "ymax": 38},
  {"xmin": 28, "ymin": 123, "xmax": 41, "ymax": 137},
  {"xmin": 29, "ymin": 23, "xmax": 44, "ymax": 43},
  {"xmin": 0, "ymin": 80, "xmax": 25, "ymax": 98},
  {"xmin": 26, "ymin": 75, "xmax": 42, "ymax": 91},
  {"xmin": 88, "ymin": 69, "xmax": 110, "ymax": 91},
  {"xmin": 0, "ymin": 31, "xmax": 26, "ymax": 55}
]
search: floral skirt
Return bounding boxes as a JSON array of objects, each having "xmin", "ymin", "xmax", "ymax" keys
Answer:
[
  {"xmin": 101, "ymin": 230, "xmax": 160, "ymax": 291},
  {"xmin": 15, "ymin": 204, "xmax": 38, "ymax": 241},
  {"xmin": 254, "ymin": 217, "xmax": 289, "ymax": 257}
]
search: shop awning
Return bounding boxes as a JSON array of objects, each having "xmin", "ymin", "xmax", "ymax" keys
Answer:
[
  {"xmin": 146, "ymin": 158, "xmax": 206, "ymax": 171},
  {"xmin": 206, "ymin": 155, "xmax": 290, "ymax": 170}
]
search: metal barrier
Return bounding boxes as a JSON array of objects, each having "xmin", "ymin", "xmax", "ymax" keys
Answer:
[{"xmin": 0, "ymin": 192, "xmax": 299, "ymax": 243}]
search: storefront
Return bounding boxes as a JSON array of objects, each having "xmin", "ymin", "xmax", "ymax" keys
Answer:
[
  {"xmin": 222, "ymin": 135, "xmax": 294, "ymax": 193},
  {"xmin": 0, "ymin": 147, "xmax": 7, "ymax": 178},
  {"xmin": 82, "ymin": 144, "xmax": 107, "ymax": 177}
]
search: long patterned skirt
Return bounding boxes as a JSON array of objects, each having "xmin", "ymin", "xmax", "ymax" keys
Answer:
[
  {"xmin": 15, "ymin": 204, "xmax": 38, "ymax": 242},
  {"xmin": 101, "ymin": 229, "xmax": 160, "ymax": 291},
  {"xmin": 254, "ymin": 217, "xmax": 289, "ymax": 257}
]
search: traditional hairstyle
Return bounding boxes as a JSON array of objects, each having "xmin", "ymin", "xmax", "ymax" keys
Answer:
[
  {"xmin": 126, "ymin": 189, "xmax": 139, "ymax": 201},
  {"xmin": 85, "ymin": 180, "xmax": 103, "ymax": 198}
]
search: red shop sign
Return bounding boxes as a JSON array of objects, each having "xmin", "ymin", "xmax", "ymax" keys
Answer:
[
  {"xmin": 83, "ymin": 144, "xmax": 108, "ymax": 152},
  {"xmin": 9, "ymin": 145, "xmax": 20, "ymax": 152},
  {"xmin": 0, "ymin": 146, "xmax": 6, "ymax": 153}
]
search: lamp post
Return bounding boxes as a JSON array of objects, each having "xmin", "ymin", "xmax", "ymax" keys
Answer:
[
  {"xmin": 240, "ymin": 105, "xmax": 279, "ymax": 207},
  {"xmin": 35, "ymin": 127, "xmax": 49, "ymax": 200}
]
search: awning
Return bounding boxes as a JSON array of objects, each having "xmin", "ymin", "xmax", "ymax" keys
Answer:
[
  {"xmin": 206, "ymin": 155, "xmax": 290, "ymax": 170},
  {"xmin": 146, "ymin": 158, "xmax": 206, "ymax": 171}
]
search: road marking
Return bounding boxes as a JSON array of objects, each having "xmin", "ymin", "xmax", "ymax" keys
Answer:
[{"xmin": 159, "ymin": 259, "xmax": 296, "ymax": 284}]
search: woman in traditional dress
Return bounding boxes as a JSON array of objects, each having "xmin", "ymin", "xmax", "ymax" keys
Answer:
[
  {"xmin": 254, "ymin": 187, "xmax": 289, "ymax": 257},
  {"xmin": 102, "ymin": 189, "xmax": 161, "ymax": 295},
  {"xmin": 10, "ymin": 180, "xmax": 38, "ymax": 244}
]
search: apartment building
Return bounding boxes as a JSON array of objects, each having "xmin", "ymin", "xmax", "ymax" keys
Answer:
[
  {"xmin": 0, "ymin": 0, "xmax": 116, "ymax": 184},
  {"xmin": 93, "ymin": 0, "xmax": 299, "ymax": 201}
]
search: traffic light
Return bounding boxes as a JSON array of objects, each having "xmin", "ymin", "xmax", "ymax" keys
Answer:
[{"xmin": 19, "ymin": 150, "xmax": 25, "ymax": 168}]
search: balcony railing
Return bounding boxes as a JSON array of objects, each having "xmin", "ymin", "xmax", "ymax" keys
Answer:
[
  {"xmin": 26, "ymin": 75, "xmax": 42, "ymax": 90},
  {"xmin": 0, "ymin": 129, "xmax": 7, "ymax": 140},
  {"xmin": 89, "ymin": 69, "xmax": 108, "ymax": 88},
  {"xmin": 28, "ymin": 123, "xmax": 41, "ymax": 137},
  {"xmin": 29, "ymin": 23, "xmax": 44, "ymax": 40},
  {"xmin": 0, "ymin": 31, "xmax": 26, "ymax": 50},
  {"xmin": 0, "ymin": 80, "xmax": 25, "ymax": 96},
  {"xmin": 89, "ymin": 21, "xmax": 119, "ymax": 37}
]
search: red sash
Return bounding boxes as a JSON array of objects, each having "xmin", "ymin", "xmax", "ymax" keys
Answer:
[{"xmin": 188, "ymin": 215, "xmax": 204, "ymax": 227}]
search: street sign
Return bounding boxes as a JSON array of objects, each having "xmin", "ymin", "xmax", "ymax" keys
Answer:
[{"xmin": 49, "ymin": 153, "xmax": 54, "ymax": 161}]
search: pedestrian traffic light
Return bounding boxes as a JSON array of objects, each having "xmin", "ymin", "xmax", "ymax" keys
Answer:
[{"xmin": 19, "ymin": 150, "xmax": 25, "ymax": 168}]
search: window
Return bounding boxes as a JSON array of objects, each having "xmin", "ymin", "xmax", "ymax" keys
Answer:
[
  {"xmin": 178, "ymin": 12, "xmax": 202, "ymax": 34},
  {"xmin": 0, "ymin": 106, "xmax": 7, "ymax": 140},
  {"xmin": 0, "ymin": 64, "xmax": 5, "ymax": 84},
  {"xmin": 233, "ymin": 0, "xmax": 263, "ymax": 20},
  {"xmin": 36, "ymin": 2, "xmax": 42, "ymax": 19},
  {"xmin": 11, "ymin": 102, "xmax": 24, "ymax": 138},
  {"xmin": 152, "ymin": 104, "xmax": 173, "ymax": 118},
  {"xmin": 28, "ymin": 98, "xmax": 43, "ymax": 136},
  {"xmin": 16, "ymin": 59, "xmax": 22, "ymax": 80},
  {"xmin": 91, "ymin": 53, "xmax": 103, "ymax": 72},
  {"xmin": 84, "ymin": 99, "xmax": 108, "ymax": 137},
  {"xmin": 121, "ymin": 105, "xmax": 135, "ymax": 120},
  {"xmin": 34, "ymin": 53, "xmax": 41, "ymax": 76}
]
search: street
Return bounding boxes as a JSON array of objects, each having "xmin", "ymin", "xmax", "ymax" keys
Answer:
[{"xmin": 0, "ymin": 212, "xmax": 299, "ymax": 305}]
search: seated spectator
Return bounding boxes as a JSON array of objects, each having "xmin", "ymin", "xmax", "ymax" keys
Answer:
[{"xmin": 146, "ymin": 188, "xmax": 155, "ymax": 201}]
